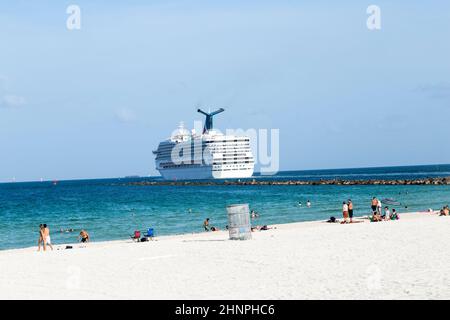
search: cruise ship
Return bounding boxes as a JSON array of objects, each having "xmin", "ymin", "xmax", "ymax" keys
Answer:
[{"xmin": 153, "ymin": 109, "xmax": 254, "ymax": 180}]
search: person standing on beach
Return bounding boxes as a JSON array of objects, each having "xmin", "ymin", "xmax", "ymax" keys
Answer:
[
  {"xmin": 377, "ymin": 199, "xmax": 382, "ymax": 215},
  {"xmin": 348, "ymin": 200, "xmax": 354, "ymax": 223},
  {"xmin": 371, "ymin": 197, "xmax": 378, "ymax": 213},
  {"xmin": 79, "ymin": 230, "xmax": 90, "ymax": 243},
  {"xmin": 37, "ymin": 224, "xmax": 44, "ymax": 251},
  {"xmin": 42, "ymin": 224, "xmax": 53, "ymax": 251},
  {"xmin": 341, "ymin": 201, "xmax": 349, "ymax": 224},
  {"xmin": 203, "ymin": 218, "xmax": 210, "ymax": 231}
]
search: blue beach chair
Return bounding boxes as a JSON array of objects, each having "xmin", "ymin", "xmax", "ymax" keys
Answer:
[{"xmin": 144, "ymin": 228, "xmax": 154, "ymax": 240}]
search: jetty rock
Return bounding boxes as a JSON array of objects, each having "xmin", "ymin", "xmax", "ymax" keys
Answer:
[{"xmin": 125, "ymin": 176, "xmax": 450, "ymax": 187}]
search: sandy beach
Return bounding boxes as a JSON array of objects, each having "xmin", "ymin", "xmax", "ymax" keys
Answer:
[{"xmin": 0, "ymin": 212, "xmax": 449, "ymax": 300}]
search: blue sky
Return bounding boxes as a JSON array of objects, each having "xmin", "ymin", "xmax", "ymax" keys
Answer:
[{"xmin": 0, "ymin": 0, "xmax": 449, "ymax": 182}]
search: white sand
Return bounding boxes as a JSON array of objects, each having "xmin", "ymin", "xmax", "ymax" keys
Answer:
[{"xmin": 0, "ymin": 212, "xmax": 449, "ymax": 300}]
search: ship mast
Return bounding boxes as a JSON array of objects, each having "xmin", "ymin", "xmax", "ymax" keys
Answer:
[{"xmin": 197, "ymin": 108, "xmax": 225, "ymax": 133}]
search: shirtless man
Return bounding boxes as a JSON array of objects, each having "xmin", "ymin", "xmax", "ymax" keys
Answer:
[
  {"xmin": 348, "ymin": 200, "xmax": 354, "ymax": 223},
  {"xmin": 42, "ymin": 224, "xmax": 54, "ymax": 251},
  {"xmin": 79, "ymin": 230, "xmax": 90, "ymax": 243}
]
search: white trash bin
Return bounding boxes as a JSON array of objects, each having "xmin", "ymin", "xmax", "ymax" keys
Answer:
[{"xmin": 227, "ymin": 204, "xmax": 252, "ymax": 240}]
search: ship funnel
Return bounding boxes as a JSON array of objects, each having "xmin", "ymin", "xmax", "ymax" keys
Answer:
[{"xmin": 197, "ymin": 108, "xmax": 225, "ymax": 133}]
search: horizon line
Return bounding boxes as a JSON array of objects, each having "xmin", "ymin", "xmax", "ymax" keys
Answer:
[{"xmin": 1, "ymin": 162, "xmax": 449, "ymax": 185}]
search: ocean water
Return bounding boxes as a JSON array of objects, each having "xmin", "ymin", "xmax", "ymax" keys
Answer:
[{"xmin": 0, "ymin": 164, "xmax": 449, "ymax": 250}]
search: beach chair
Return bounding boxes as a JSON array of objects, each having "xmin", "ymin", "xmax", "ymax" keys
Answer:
[
  {"xmin": 144, "ymin": 228, "xmax": 154, "ymax": 240},
  {"xmin": 130, "ymin": 230, "xmax": 141, "ymax": 242}
]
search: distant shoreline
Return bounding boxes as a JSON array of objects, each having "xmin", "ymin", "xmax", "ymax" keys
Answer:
[{"xmin": 127, "ymin": 176, "xmax": 450, "ymax": 186}]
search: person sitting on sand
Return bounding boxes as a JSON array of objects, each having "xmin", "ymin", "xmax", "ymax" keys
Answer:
[
  {"xmin": 384, "ymin": 206, "xmax": 391, "ymax": 221},
  {"xmin": 251, "ymin": 225, "xmax": 273, "ymax": 231},
  {"xmin": 391, "ymin": 209, "xmax": 399, "ymax": 220},
  {"xmin": 210, "ymin": 226, "xmax": 220, "ymax": 232},
  {"xmin": 440, "ymin": 206, "xmax": 449, "ymax": 216},
  {"xmin": 341, "ymin": 201, "xmax": 349, "ymax": 224},
  {"xmin": 326, "ymin": 216, "xmax": 339, "ymax": 223},
  {"xmin": 203, "ymin": 218, "xmax": 210, "ymax": 231},
  {"xmin": 42, "ymin": 224, "xmax": 53, "ymax": 251},
  {"xmin": 78, "ymin": 230, "xmax": 90, "ymax": 243},
  {"xmin": 37, "ymin": 224, "xmax": 44, "ymax": 252},
  {"xmin": 370, "ymin": 211, "xmax": 382, "ymax": 222}
]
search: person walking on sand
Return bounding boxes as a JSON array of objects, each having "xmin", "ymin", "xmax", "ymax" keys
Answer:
[
  {"xmin": 42, "ymin": 224, "xmax": 53, "ymax": 251},
  {"xmin": 37, "ymin": 224, "xmax": 44, "ymax": 251},
  {"xmin": 348, "ymin": 199, "xmax": 354, "ymax": 223},
  {"xmin": 371, "ymin": 197, "xmax": 378, "ymax": 214},
  {"xmin": 341, "ymin": 201, "xmax": 349, "ymax": 224}
]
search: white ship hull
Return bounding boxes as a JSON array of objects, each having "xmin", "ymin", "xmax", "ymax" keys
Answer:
[{"xmin": 159, "ymin": 166, "xmax": 254, "ymax": 180}]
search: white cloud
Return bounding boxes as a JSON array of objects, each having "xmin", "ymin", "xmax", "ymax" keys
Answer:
[
  {"xmin": 115, "ymin": 108, "xmax": 137, "ymax": 123},
  {"xmin": 0, "ymin": 95, "xmax": 26, "ymax": 108}
]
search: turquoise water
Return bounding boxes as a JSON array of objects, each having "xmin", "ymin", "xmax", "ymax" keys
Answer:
[{"xmin": 0, "ymin": 165, "xmax": 449, "ymax": 250}]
